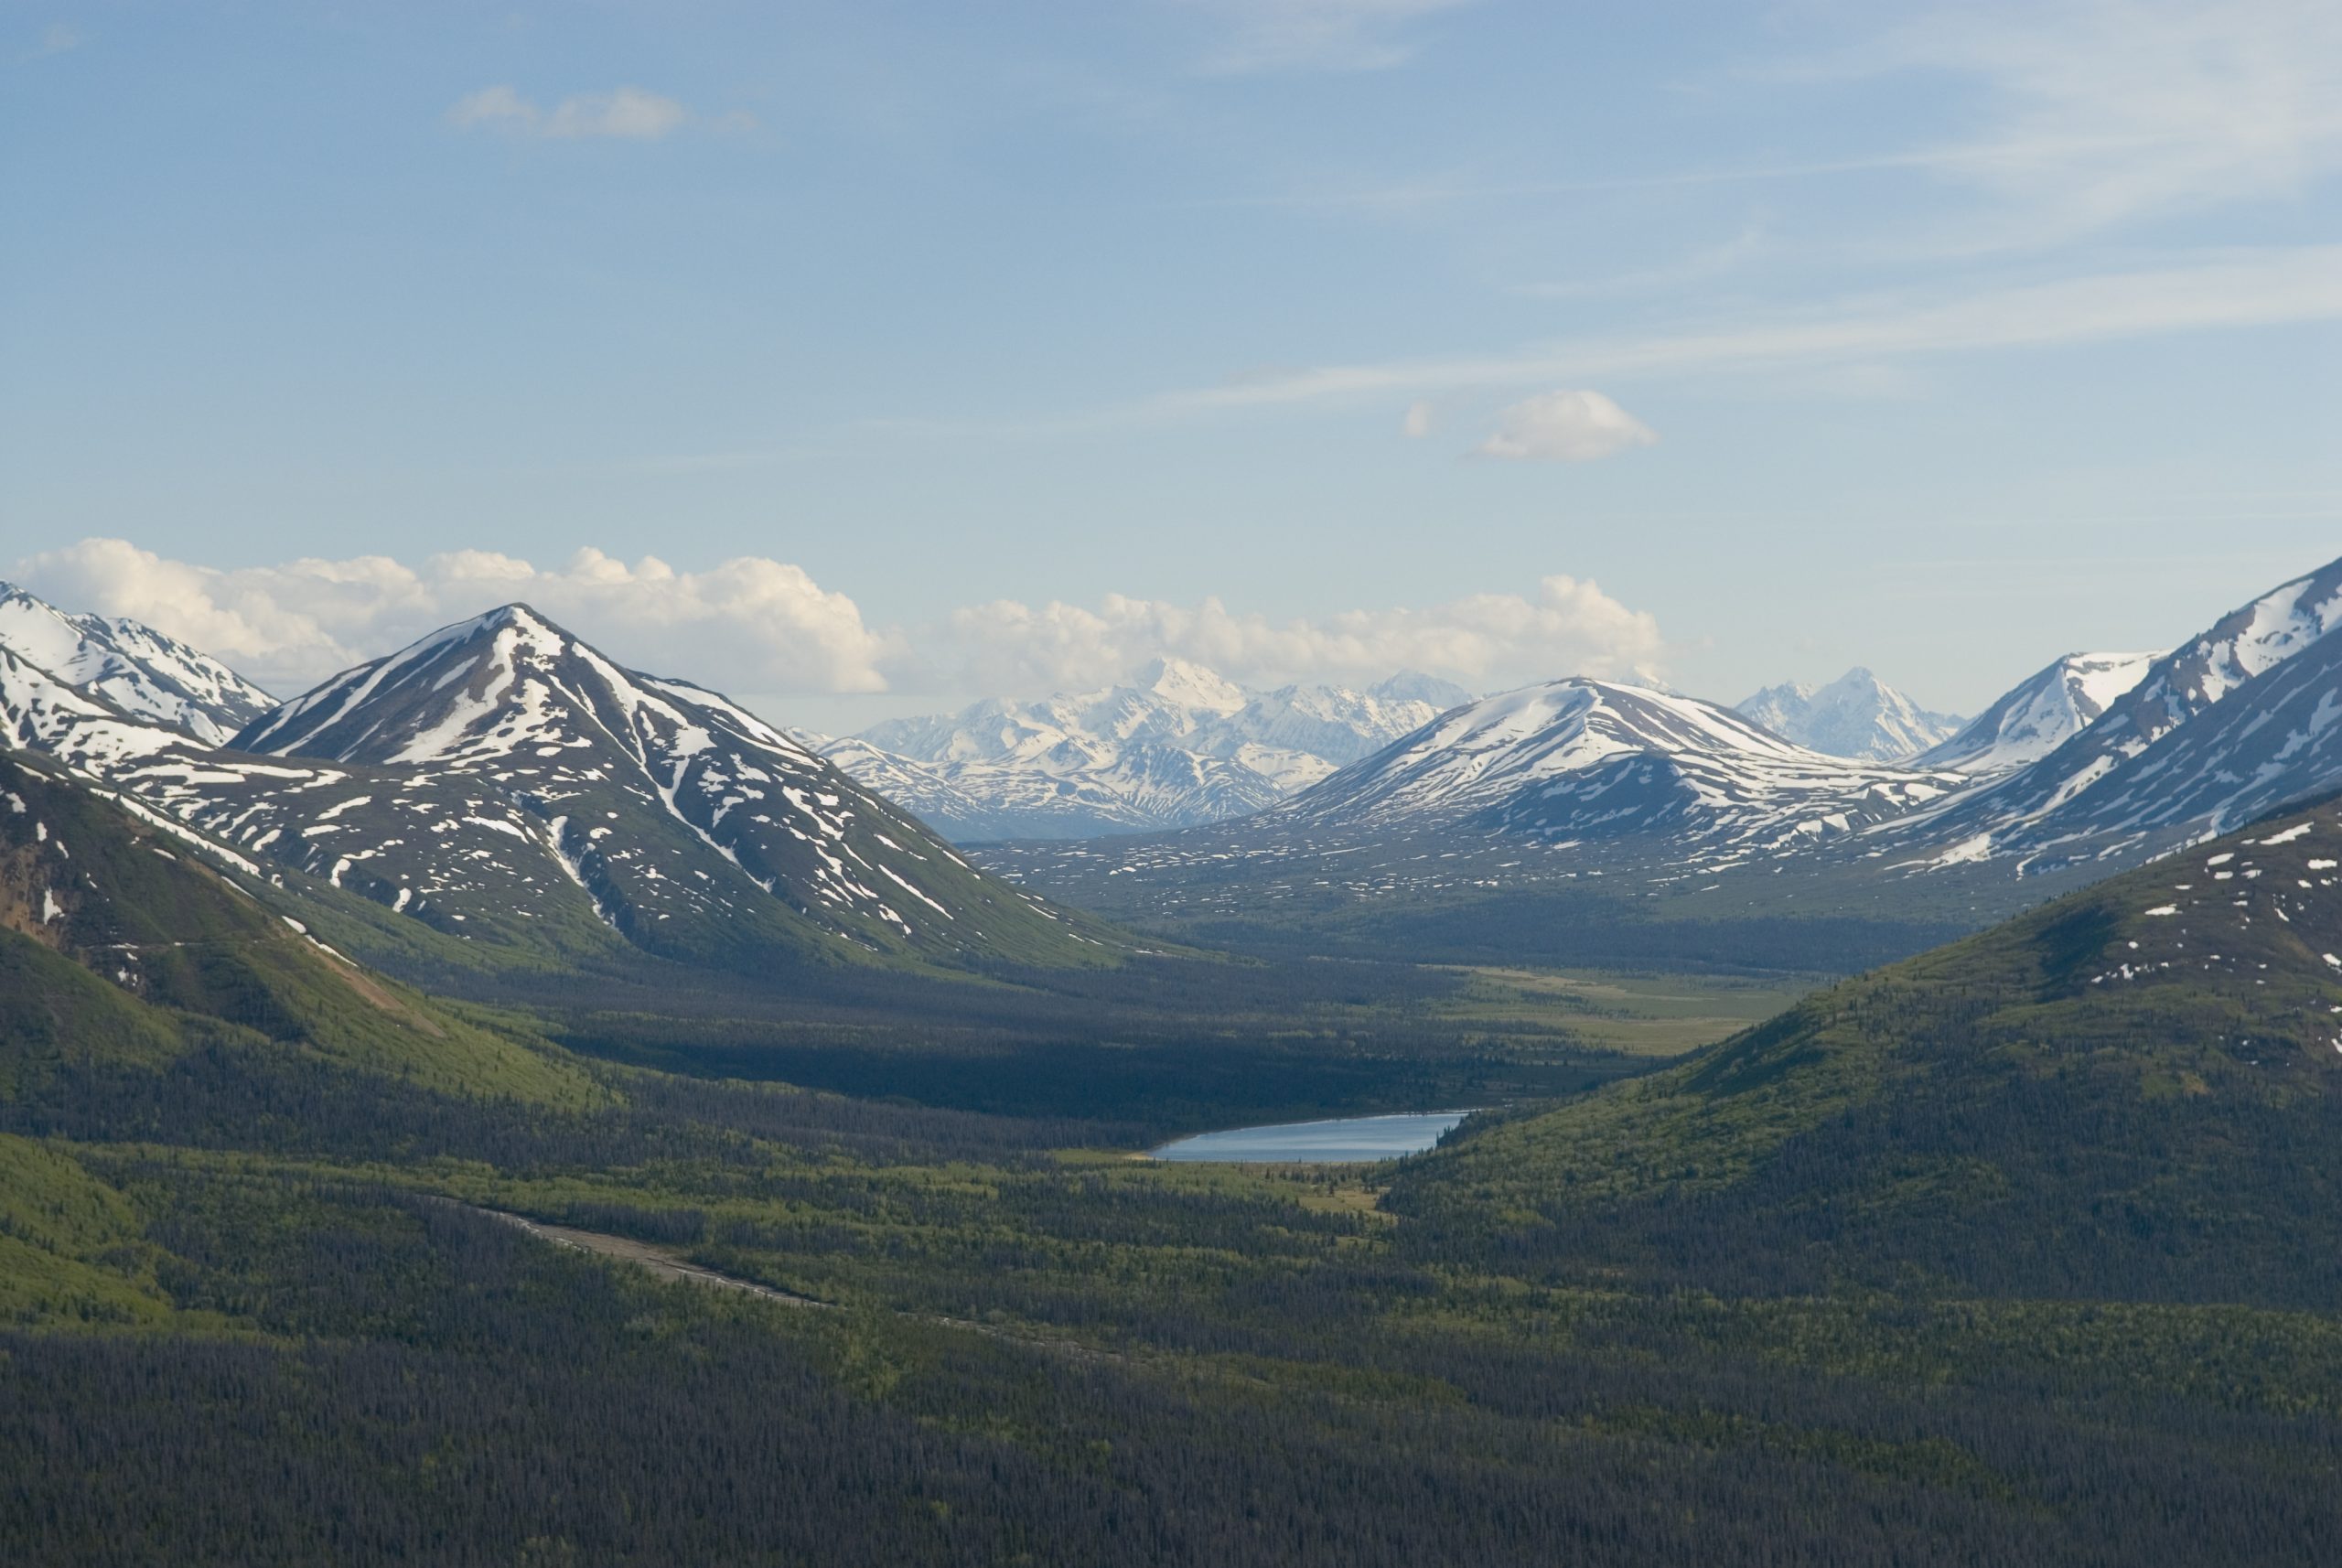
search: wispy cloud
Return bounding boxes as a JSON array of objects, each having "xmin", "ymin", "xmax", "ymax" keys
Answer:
[
  {"xmin": 1788, "ymin": 0, "xmax": 2342, "ymax": 250},
  {"xmin": 19, "ymin": 21, "xmax": 82, "ymax": 61},
  {"xmin": 446, "ymin": 84, "xmax": 691, "ymax": 141},
  {"xmin": 1146, "ymin": 245, "xmax": 2342, "ymax": 413},
  {"xmin": 1198, "ymin": 2, "xmax": 2342, "ymax": 256},
  {"xmin": 1180, "ymin": 0, "xmax": 1477, "ymax": 74}
]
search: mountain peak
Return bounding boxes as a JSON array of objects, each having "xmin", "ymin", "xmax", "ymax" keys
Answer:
[
  {"xmin": 1736, "ymin": 667, "xmax": 1961, "ymax": 762},
  {"xmin": 1282, "ymin": 674, "xmax": 1958, "ymax": 850},
  {"xmin": 1913, "ymin": 650, "xmax": 2164, "ymax": 775},
  {"xmin": 1369, "ymin": 670, "xmax": 1475, "ymax": 710},
  {"xmin": 209, "ymin": 602, "xmax": 1112, "ymax": 972},
  {"xmin": 1133, "ymin": 656, "xmax": 1248, "ymax": 714}
]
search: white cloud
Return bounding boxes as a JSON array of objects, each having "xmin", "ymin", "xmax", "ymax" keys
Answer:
[
  {"xmin": 14, "ymin": 539, "xmax": 1668, "ymax": 712},
  {"xmin": 1475, "ymin": 391, "xmax": 1657, "ymax": 463},
  {"xmin": 446, "ymin": 84, "xmax": 689, "ymax": 141},
  {"xmin": 940, "ymin": 576, "xmax": 1664, "ymax": 693},
  {"xmin": 12, "ymin": 540, "xmax": 896, "ymax": 697},
  {"xmin": 1182, "ymin": 0, "xmax": 1477, "ymax": 73},
  {"xmin": 1401, "ymin": 400, "xmax": 1435, "ymax": 438}
]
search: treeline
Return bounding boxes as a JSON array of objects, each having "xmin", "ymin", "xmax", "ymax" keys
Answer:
[
  {"xmin": 1168, "ymin": 897, "xmax": 1975, "ymax": 976},
  {"xmin": 0, "ymin": 1034, "xmax": 1150, "ymax": 1171}
]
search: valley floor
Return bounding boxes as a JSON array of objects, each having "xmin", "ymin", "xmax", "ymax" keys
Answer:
[{"xmin": 6, "ymin": 1128, "xmax": 2337, "ymax": 1567}]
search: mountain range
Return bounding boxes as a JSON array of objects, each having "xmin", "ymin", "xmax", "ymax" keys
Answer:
[
  {"xmin": 981, "ymin": 553, "xmax": 2342, "ymax": 953},
  {"xmin": 815, "ymin": 660, "xmax": 1475, "ymax": 840},
  {"xmin": 0, "ymin": 588, "xmax": 1112, "ymax": 978},
  {"xmin": 9, "ymin": 550, "xmax": 2342, "ymax": 980}
]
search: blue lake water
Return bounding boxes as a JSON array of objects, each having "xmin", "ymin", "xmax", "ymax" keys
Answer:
[{"xmin": 1149, "ymin": 1111, "xmax": 1475, "ymax": 1164}]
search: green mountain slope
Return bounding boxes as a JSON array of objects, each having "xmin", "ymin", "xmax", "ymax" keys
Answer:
[
  {"xmin": 0, "ymin": 751, "xmax": 596, "ymax": 1107},
  {"xmin": 1391, "ymin": 795, "xmax": 2342, "ymax": 1307}
]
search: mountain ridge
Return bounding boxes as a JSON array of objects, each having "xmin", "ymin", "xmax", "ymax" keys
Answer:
[
  {"xmin": 0, "ymin": 584, "xmax": 274, "ymax": 746},
  {"xmin": 1880, "ymin": 556, "xmax": 2342, "ymax": 874},
  {"xmin": 1, "ymin": 597, "xmax": 1117, "ymax": 979},
  {"xmin": 1281, "ymin": 677, "xmax": 1963, "ymax": 853}
]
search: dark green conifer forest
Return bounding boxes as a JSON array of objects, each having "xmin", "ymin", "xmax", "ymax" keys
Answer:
[{"xmin": 6, "ymin": 751, "xmax": 2342, "ymax": 1564}]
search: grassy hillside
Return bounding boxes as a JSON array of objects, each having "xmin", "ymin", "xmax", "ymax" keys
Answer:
[
  {"xmin": 1389, "ymin": 794, "xmax": 2342, "ymax": 1306},
  {"xmin": 0, "ymin": 752, "xmax": 597, "ymax": 1108}
]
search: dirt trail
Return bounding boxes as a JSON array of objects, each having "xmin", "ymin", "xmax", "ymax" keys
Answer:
[
  {"xmin": 475, "ymin": 1208, "xmax": 826, "ymax": 1309},
  {"xmin": 471, "ymin": 1203, "xmax": 1127, "ymax": 1365}
]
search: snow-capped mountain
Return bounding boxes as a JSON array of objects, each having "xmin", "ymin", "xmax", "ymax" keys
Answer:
[
  {"xmin": 1911, "ymin": 650, "xmax": 2164, "ymax": 775},
  {"xmin": 1735, "ymin": 668, "xmax": 1962, "ymax": 761},
  {"xmin": 0, "ymin": 642, "xmax": 194, "ymax": 778},
  {"xmin": 1284, "ymin": 679, "xmax": 1964, "ymax": 852},
  {"xmin": 899, "ymin": 553, "xmax": 2342, "ymax": 942},
  {"xmin": 1886, "ymin": 556, "xmax": 2342, "ymax": 872},
  {"xmin": 0, "ymin": 584, "xmax": 274, "ymax": 745},
  {"xmin": 829, "ymin": 660, "xmax": 1471, "ymax": 840},
  {"xmin": 210, "ymin": 605, "xmax": 1107, "ymax": 967}
]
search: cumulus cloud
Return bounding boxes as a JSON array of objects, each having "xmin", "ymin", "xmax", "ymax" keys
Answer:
[
  {"xmin": 13, "ymin": 539, "xmax": 1665, "ymax": 715},
  {"xmin": 1475, "ymin": 390, "xmax": 1659, "ymax": 463},
  {"xmin": 446, "ymin": 84, "xmax": 689, "ymax": 141},
  {"xmin": 12, "ymin": 540, "xmax": 896, "ymax": 697},
  {"xmin": 940, "ymin": 576, "xmax": 1664, "ymax": 694},
  {"xmin": 1401, "ymin": 400, "xmax": 1435, "ymax": 438},
  {"xmin": 1184, "ymin": 0, "xmax": 1477, "ymax": 73}
]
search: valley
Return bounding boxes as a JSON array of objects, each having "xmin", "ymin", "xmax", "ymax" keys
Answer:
[
  {"xmin": 5, "ymin": 554, "xmax": 2342, "ymax": 1564},
  {"xmin": 16, "ymin": 9, "xmax": 2337, "ymax": 1559}
]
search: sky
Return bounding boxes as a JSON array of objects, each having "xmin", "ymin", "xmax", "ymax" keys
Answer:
[{"xmin": 4, "ymin": 0, "xmax": 2339, "ymax": 731}]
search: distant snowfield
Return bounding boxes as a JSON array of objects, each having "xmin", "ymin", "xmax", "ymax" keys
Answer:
[{"xmin": 814, "ymin": 659, "xmax": 1476, "ymax": 841}]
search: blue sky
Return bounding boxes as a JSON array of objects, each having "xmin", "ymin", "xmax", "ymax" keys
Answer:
[{"xmin": 5, "ymin": 0, "xmax": 2339, "ymax": 728}]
